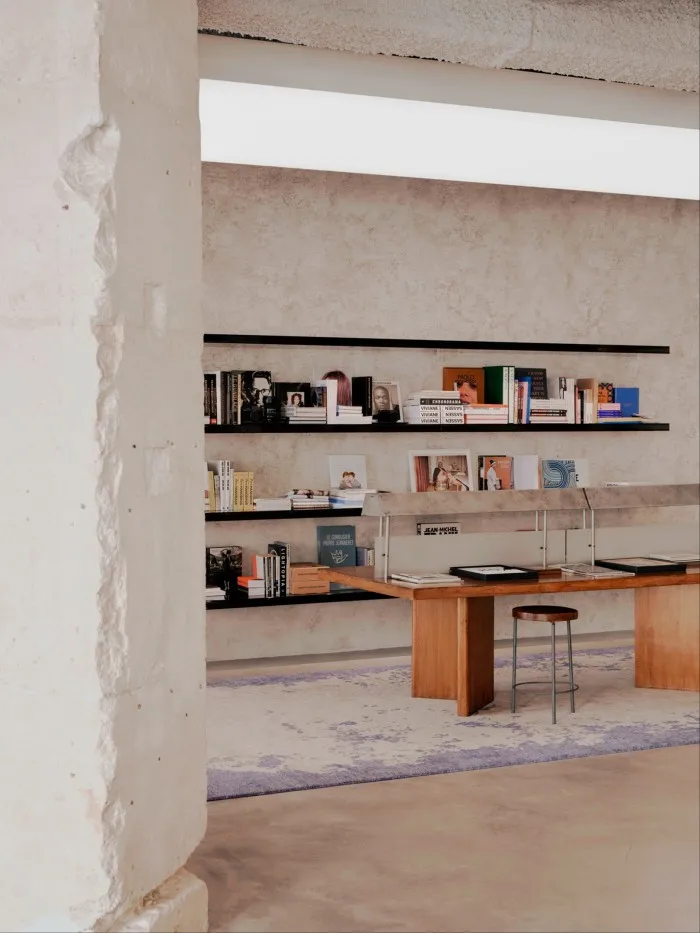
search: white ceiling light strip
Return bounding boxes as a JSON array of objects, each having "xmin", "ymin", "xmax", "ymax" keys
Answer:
[{"xmin": 200, "ymin": 79, "xmax": 699, "ymax": 200}]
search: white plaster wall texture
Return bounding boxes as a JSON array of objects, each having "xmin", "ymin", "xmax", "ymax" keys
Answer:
[
  {"xmin": 0, "ymin": 2, "xmax": 205, "ymax": 931},
  {"xmin": 202, "ymin": 163, "xmax": 699, "ymax": 659},
  {"xmin": 198, "ymin": 0, "xmax": 700, "ymax": 92}
]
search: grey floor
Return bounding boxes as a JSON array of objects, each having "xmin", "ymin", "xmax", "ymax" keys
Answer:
[{"xmin": 191, "ymin": 641, "xmax": 699, "ymax": 933}]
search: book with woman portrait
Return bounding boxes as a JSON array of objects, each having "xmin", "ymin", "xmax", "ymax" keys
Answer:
[{"xmin": 408, "ymin": 449, "xmax": 474, "ymax": 493}]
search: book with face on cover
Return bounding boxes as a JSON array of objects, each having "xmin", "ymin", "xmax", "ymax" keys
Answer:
[
  {"xmin": 442, "ymin": 367, "xmax": 485, "ymax": 405},
  {"xmin": 206, "ymin": 546, "xmax": 242, "ymax": 594}
]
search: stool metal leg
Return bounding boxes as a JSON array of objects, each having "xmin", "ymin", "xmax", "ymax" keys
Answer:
[
  {"xmin": 511, "ymin": 617, "xmax": 518, "ymax": 713},
  {"xmin": 566, "ymin": 619, "xmax": 575, "ymax": 712},
  {"xmin": 551, "ymin": 623, "xmax": 557, "ymax": 724}
]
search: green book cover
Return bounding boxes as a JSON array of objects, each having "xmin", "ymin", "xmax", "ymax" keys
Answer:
[
  {"xmin": 483, "ymin": 366, "xmax": 509, "ymax": 405},
  {"xmin": 317, "ymin": 525, "xmax": 357, "ymax": 592}
]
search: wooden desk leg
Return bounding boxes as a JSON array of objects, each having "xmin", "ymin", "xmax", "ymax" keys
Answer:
[
  {"xmin": 635, "ymin": 585, "xmax": 699, "ymax": 692},
  {"xmin": 412, "ymin": 599, "xmax": 458, "ymax": 700},
  {"xmin": 457, "ymin": 596, "xmax": 495, "ymax": 716}
]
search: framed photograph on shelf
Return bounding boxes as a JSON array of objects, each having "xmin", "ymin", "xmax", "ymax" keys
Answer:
[
  {"xmin": 328, "ymin": 455, "xmax": 368, "ymax": 490},
  {"xmin": 372, "ymin": 381, "xmax": 402, "ymax": 420},
  {"xmin": 408, "ymin": 449, "xmax": 474, "ymax": 493},
  {"xmin": 273, "ymin": 381, "xmax": 312, "ymax": 408}
]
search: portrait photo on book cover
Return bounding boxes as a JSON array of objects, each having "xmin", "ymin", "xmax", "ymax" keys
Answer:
[
  {"xmin": 409, "ymin": 449, "xmax": 474, "ymax": 493},
  {"xmin": 241, "ymin": 371, "xmax": 272, "ymax": 415},
  {"xmin": 372, "ymin": 381, "xmax": 402, "ymax": 419},
  {"xmin": 328, "ymin": 454, "xmax": 368, "ymax": 490},
  {"xmin": 206, "ymin": 546, "xmax": 242, "ymax": 590}
]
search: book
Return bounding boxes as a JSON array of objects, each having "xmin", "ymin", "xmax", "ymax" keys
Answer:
[
  {"xmin": 598, "ymin": 382, "xmax": 614, "ymax": 404},
  {"xmin": 613, "ymin": 387, "xmax": 640, "ymax": 417},
  {"xmin": 478, "ymin": 455, "xmax": 514, "ymax": 491},
  {"xmin": 328, "ymin": 455, "xmax": 368, "ymax": 490},
  {"xmin": 483, "ymin": 366, "xmax": 515, "ymax": 422},
  {"xmin": 560, "ymin": 563, "xmax": 634, "ymax": 579},
  {"xmin": 442, "ymin": 367, "xmax": 485, "ymax": 405},
  {"xmin": 268, "ymin": 541, "xmax": 291, "ymax": 596},
  {"xmin": 317, "ymin": 525, "xmax": 357, "ymax": 591},
  {"xmin": 514, "ymin": 367, "xmax": 547, "ymax": 400},
  {"xmin": 541, "ymin": 459, "xmax": 577, "ymax": 489},
  {"xmin": 575, "ymin": 378, "xmax": 598, "ymax": 423},
  {"xmin": 254, "ymin": 497, "xmax": 292, "ymax": 511},
  {"xmin": 513, "ymin": 455, "xmax": 540, "ymax": 490},
  {"xmin": 351, "ymin": 376, "xmax": 373, "ymax": 416},
  {"xmin": 240, "ymin": 371, "xmax": 272, "ymax": 423},
  {"xmin": 206, "ymin": 546, "xmax": 242, "ymax": 594},
  {"xmin": 356, "ymin": 546, "xmax": 375, "ymax": 567},
  {"xmin": 390, "ymin": 573, "xmax": 462, "ymax": 586}
]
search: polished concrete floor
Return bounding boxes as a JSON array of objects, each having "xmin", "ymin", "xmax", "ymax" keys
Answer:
[{"xmin": 189, "ymin": 744, "xmax": 700, "ymax": 933}]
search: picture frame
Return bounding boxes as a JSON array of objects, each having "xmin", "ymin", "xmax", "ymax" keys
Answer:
[
  {"xmin": 372, "ymin": 381, "xmax": 403, "ymax": 421},
  {"xmin": 328, "ymin": 455, "xmax": 368, "ymax": 490},
  {"xmin": 408, "ymin": 449, "xmax": 474, "ymax": 493},
  {"xmin": 273, "ymin": 381, "xmax": 312, "ymax": 408}
]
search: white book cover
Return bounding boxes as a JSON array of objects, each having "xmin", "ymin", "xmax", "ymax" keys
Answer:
[{"xmin": 513, "ymin": 455, "xmax": 540, "ymax": 490}]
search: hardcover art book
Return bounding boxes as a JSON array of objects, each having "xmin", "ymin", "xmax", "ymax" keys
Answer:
[
  {"xmin": 328, "ymin": 455, "xmax": 368, "ymax": 490},
  {"xmin": 478, "ymin": 455, "xmax": 514, "ymax": 491},
  {"xmin": 541, "ymin": 459, "xmax": 577, "ymax": 489},
  {"xmin": 442, "ymin": 367, "xmax": 485, "ymax": 405},
  {"xmin": 409, "ymin": 449, "xmax": 474, "ymax": 492},
  {"xmin": 317, "ymin": 525, "xmax": 357, "ymax": 591},
  {"xmin": 206, "ymin": 546, "xmax": 243, "ymax": 593}
]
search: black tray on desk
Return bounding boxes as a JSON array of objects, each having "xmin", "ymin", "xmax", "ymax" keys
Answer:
[
  {"xmin": 594, "ymin": 557, "xmax": 686, "ymax": 575},
  {"xmin": 449, "ymin": 565, "xmax": 540, "ymax": 582}
]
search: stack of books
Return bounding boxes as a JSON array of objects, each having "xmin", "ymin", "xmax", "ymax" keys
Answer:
[
  {"xmin": 329, "ymin": 488, "xmax": 375, "ymax": 509},
  {"xmin": 528, "ymin": 398, "xmax": 570, "ymax": 424},
  {"xmin": 205, "ymin": 585, "xmax": 227, "ymax": 602},
  {"xmin": 356, "ymin": 546, "xmax": 375, "ymax": 567},
  {"xmin": 336, "ymin": 405, "xmax": 373, "ymax": 425},
  {"xmin": 285, "ymin": 405, "xmax": 327, "ymax": 424},
  {"xmin": 254, "ymin": 496, "xmax": 292, "ymax": 512},
  {"xmin": 290, "ymin": 562, "xmax": 330, "ymax": 596},
  {"xmin": 288, "ymin": 489, "xmax": 331, "ymax": 510},
  {"xmin": 463, "ymin": 404, "xmax": 509, "ymax": 425},
  {"xmin": 237, "ymin": 576, "xmax": 266, "ymax": 599},
  {"xmin": 404, "ymin": 391, "xmax": 464, "ymax": 425},
  {"xmin": 597, "ymin": 402, "xmax": 622, "ymax": 420}
]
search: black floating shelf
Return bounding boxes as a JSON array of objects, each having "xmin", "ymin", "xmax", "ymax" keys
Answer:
[
  {"xmin": 205, "ymin": 508, "xmax": 363, "ymax": 522},
  {"xmin": 206, "ymin": 591, "xmax": 390, "ymax": 611},
  {"xmin": 206, "ymin": 422, "xmax": 669, "ymax": 434},
  {"xmin": 203, "ymin": 333, "xmax": 670, "ymax": 355}
]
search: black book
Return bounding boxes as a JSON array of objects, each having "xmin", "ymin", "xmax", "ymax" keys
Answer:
[
  {"xmin": 352, "ymin": 376, "xmax": 373, "ymax": 416},
  {"xmin": 206, "ymin": 546, "xmax": 243, "ymax": 595},
  {"xmin": 269, "ymin": 541, "xmax": 291, "ymax": 597},
  {"xmin": 514, "ymin": 367, "xmax": 548, "ymax": 400},
  {"xmin": 240, "ymin": 370, "xmax": 272, "ymax": 423}
]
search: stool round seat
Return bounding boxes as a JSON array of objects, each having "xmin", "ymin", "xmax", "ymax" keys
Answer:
[{"xmin": 512, "ymin": 605, "xmax": 578, "ymax": 623}]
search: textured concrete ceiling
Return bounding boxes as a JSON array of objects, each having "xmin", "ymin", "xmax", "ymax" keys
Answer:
[{"xmin": 198, "ymin": 0, "xmax": 700, "ymax": 92}]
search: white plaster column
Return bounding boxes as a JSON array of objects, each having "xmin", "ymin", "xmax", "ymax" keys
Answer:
[{"xmin": 0, "ymin": 2, "xmax": 207, "ymax": 930}]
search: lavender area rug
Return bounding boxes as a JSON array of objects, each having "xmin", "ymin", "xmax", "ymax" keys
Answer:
[{"xmin": 207, "ymin": 647, "xmax": 699, "ymax": 801}]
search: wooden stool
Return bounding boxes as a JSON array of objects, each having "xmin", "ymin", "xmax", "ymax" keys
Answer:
[{"xmin": 511, "ymin": 605, "xmax": 578, "ymax": 724}]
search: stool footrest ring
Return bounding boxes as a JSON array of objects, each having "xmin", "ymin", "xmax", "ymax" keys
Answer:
[{"xmin": 513, "ymin": 679, "xmax": 579, "ymax": 696}]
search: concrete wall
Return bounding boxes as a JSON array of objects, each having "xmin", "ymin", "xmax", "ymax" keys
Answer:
[
  {"xmin": 198, "ymin": 0, "xmax": 700, "ymax": 93},
  {"xmin": 0, "ymin": 1, "xmax": 206, "ymax": 930},
  {"xmin": 202, "ymin": 163, "xmax": 699, "ymax": 661}
]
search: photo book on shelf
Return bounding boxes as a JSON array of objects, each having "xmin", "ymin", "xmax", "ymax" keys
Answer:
[
  {"xmin": 409, "ymin": 449, "xmax": 474, "ymax": 492},
  {"xmin": 206, "ymin": 545, "xmax": 242, "ymax": 596},
  {"xmin": 442, "ymin": 367, "xmax": 485, "ymax": 405},
  {"xmin": 477, "ymin": 455, "xmax": 514, "ymax": 491},
  {"xmin": 328, "ymin": 454, "xmax": 368, "ymax": 490},
  {"xmin": 372, "ymin": 381, "xmax": 402, "ymax": 420}
]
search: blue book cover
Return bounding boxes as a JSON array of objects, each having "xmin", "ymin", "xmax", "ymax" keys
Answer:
[
  {"xmin": 317, "ymin": 525, "xmax": 357, "ymax": 591},
  {"xmin": 613, "ymin": 387, "xmax": 640, "ymax": 417},
  {"xmin": 541, "ymin": 459, "xmax": 577, "ymax": 489}
]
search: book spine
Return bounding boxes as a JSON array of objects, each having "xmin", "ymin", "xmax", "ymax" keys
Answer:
[
  {"xmin": 508, "ymin": 367, "xmax": 515, "ymax": 423},
  {"xmin": 203, "ymin": 375, "xmax": 210, "ymax": 425},
  {"xmin": 246, "ymin": 472, "xmax": 254, "ymax": 512},
  {"xmin": 214, "ymin": 372, "xmax": 222, "ymax": 426}
]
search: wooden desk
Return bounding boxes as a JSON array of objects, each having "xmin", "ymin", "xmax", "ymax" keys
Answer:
[{"xmin": 323, "ymin": 567, "xmax": 700, "ymax": 716}]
